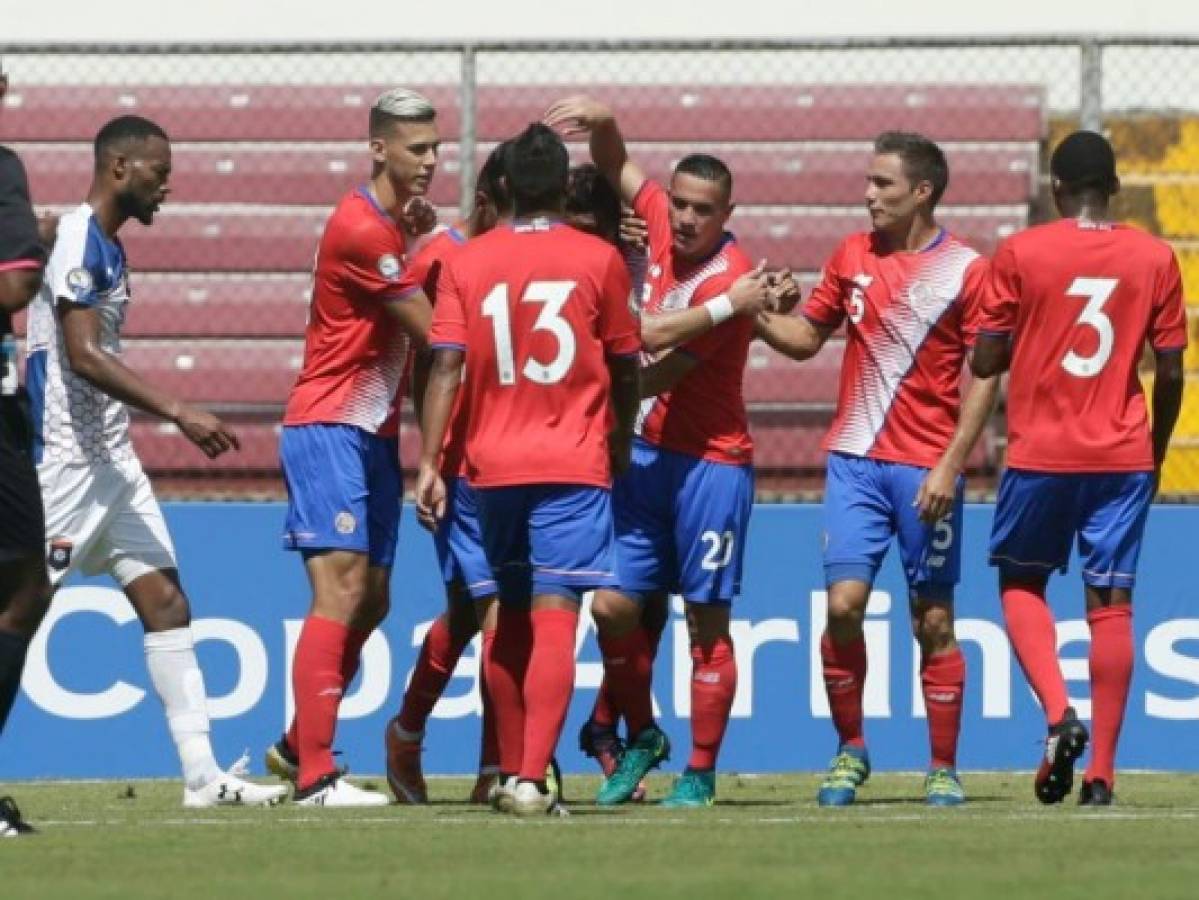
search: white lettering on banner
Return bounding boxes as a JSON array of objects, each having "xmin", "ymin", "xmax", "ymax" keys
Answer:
[
  {"xmin": 192, "ymin": 618, "xmax": 268, "ymax": 718},
  {"xmin": 282, "ymin": 620, "xmax": 391, "ymax": 726},
  {"xmin": 1057, "ymin": 619, "xmax": 1093, "ymax": 719},
  {"xmin": 730, "ymin": 618, "xmax": 801, "ymax": 717},
  {"xmin": 809, "ymin": 590, "xmax": 891, "ymax": 718},
  {"xmin": 22, "ymin": 586, "xmax": 146, "ymax": 719},
  {"xmin": 1144, "ymin": 619, "xmax": 1199, "ymax": 719},
  {"xmin": 910, "ymin": 619, "xmax": 1012, "ymax": 718}
]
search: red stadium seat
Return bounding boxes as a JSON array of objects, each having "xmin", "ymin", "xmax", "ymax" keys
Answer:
[
  {"xmin": 120, "ymin": 340, "xmax": 303, "ymax": 406},
  {"xmin": 121, "ymin": 274, "xmax": 312, "ymax": 338},
  {"xmin": 743, "ymin": 340, "xmax": 843, "ymax": 407}
]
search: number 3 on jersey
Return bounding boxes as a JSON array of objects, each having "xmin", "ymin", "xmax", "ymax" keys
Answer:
[
  {"xmin": 1062, "ymin": 276, "xmax": 1118, "ymax": 378},
  {"xmin": 482, "ymin": 280, "xmax": 577, "ymax": 385}
]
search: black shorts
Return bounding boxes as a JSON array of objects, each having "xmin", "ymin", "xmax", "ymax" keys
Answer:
[{"xmin": 0, "ymin": 392, "xmax": 44, "ymax": 564}]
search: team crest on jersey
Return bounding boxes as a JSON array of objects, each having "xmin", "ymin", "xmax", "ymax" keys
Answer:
[
  {"xmin": 334, "ymin": 512, "xmax": 357, "ymax": 535},
  {"xmin": 376, "ymin": 254, "xmax": 401, "ymax": 281},
  {"xmin": 48, "ymin": 539, "xmax": 73, "ymax": 571},
  {"xmin": 65, "ymin": 267, "xmax": 94, "ymax": 298}
]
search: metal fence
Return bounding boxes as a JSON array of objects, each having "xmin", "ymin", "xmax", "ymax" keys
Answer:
[{"xmin": 2, "ymin": 37, "xmax": 1197, "ymax": 500}]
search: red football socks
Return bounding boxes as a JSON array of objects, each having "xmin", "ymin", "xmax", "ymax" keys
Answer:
[
  {"xmin": 479, "ymin": 661, "xmax": 500, "ymax": 771},
  {"xmin": 921, "ymin": 647, "xmax": 966, "ymax": 770},
  {"xmin": 688, "ymin": 635, "xmax": 737, "ymax": 771},
  {"xmin": 1085, "ymin": 605, "xmax": 1133, "ymax": 787},
  {"xmin": 1001, "ymin": 583, "xmax": 1069, "ymax": 726},
  {"xmin": 398, "ymin": 614, "xmax": 471, "ymax": 735},
  {"xmin": 821, "ymin": 632, "xmax": 867, "ymax": 749},
  {"xmin": 590, "ymin": 681, "xmax": 618, "ymax": 729},
  {"xmin": 597, "ymin": 627, "xmax": 655, "ymax": 736},
  {"xmin": 285, "ymin": 624, "xmax": 370, "ymax": 756},
  {"xmin": 292, "ymin": 615, "xmax": 350, "ymax": 789},
  {"xmin": 482, "ymin": 607, "xmax": 532, "ymax": 775},
  {"xmin": 519, "ymin": 608, "xmax": 579, "ymax": 781}
]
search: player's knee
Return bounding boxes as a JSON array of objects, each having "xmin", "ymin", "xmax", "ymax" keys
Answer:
[
  {"xmin": 914, "ymin": 604, "xmax": 955, "ymax": 654},
  {"xmin": 447, "ymin": 601, "xmax": 481, "ymax": 642},
  {"xmin": 591, "ymin": 590, "xmax": 641, "ymax": 635},
  {"xmin": 142, "ymin": 582, "xmax": 191, "ymax": 631},
  {"xmin": 826, "ymin": 591, "xmax": 867, "ymax": 629}
]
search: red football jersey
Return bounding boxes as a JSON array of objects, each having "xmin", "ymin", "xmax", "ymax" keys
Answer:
[
  {"xmin": 804, "ymin": 230, "xmax": 989, "ymax": 469},
  {"xmin": 428, "ymin": 218, "xmax": 640, "ymax": 488},
  {"xmin": 980, "ymin": 218, "xmax": 1188, "ymax": 473},
  {"xmin": 407, "ymin": 224, "xmax": 470, "ymax": 477},
  {"xmin": 284, "ymin": 188, "xmax": 422, "ymax": 437},
  {"xmin": 632, "ymin": 180, "xmax": 756, "ymax": 466}
]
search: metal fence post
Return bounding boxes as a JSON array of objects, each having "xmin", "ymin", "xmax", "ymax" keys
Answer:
[
  {"xmin": 458, "ymin": 43, "xmax": 477, "ymax": 221},
  {"xmin": 1080, "ymin": 38, "xmax": 1103, "ymax": 131}
]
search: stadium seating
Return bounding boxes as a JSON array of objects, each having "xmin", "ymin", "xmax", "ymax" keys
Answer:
[{"xmin": 12, "ymin": 81, "xmax": 1045, "ymax": 492}]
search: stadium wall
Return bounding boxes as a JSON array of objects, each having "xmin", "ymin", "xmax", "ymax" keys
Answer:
[{"xmin": 4, "ymin": 503, "xmax": 1196, "ymax": 779}]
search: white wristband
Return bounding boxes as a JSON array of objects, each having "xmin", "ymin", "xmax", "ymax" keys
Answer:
[{"xmin": 704, "ymin": 294, "xmax": 735, "ymax": 326}]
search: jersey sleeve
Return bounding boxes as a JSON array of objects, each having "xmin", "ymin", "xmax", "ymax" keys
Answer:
[
  {"xmin": 631, "ymin": 180, "xmax": 674, "ymax": 262},
  {"xmin": 340, "ymin": 220, "xmax": 423, "ymax": 305},
  {"xmin": 0, "ymin": 151, "xmax": 45, "ymax": 271},
  {"xmin": 597, "ymin": 249, "xmax": 640, "ymax": 357},
  {"xmin": 427, "ymin": 258, "xmax": 468, "ymax": 350},
  {"xmin": 46, "ymin": 220, "xmax": 104, "ymax": 307},
  {"xmin": 957, "ymin": 255, "xmax": 991, "ymax": 347},
  {"xmin": 801, "ymin": 242, "xmax": 847, "ymax": 328},
  {"xmin": 977, "ymin": 238, "xmax": 1021, "ymax": 336},
  {"xmin": 1149, "ymin": 249, "xmax": 1188, "ymax": 352}
]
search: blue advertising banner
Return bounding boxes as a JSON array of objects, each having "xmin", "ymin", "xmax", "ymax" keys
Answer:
[{"xmin": 3, "ymin": 503, "xmax": 1196, "ymax": 779}]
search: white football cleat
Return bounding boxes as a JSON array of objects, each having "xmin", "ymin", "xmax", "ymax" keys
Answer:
[
  {"xmin": 183, "ymin": 774, "xmax": 288, "ymax": 808},
  {"xmin": 489, "ymin": 774, "xmax": 517, "ymax": 813},
  {"xmin": 511, "ymin": 779, "xmax": 569, "ymax": 818},
  {"xmin": 293, "ymin": 775, "xmax": 389, "ymax": 808}
]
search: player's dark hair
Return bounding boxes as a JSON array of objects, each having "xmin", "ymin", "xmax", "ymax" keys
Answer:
[
  {"xmin": 505, "ymin": 123, "xmax": 569, "ymax": 216},
  {"xmin": 1051, "ymin": 130, "xmax": 1118, "ymax": 196},
  {"xmin": 476, "ymin": 140, "xmax": 513, "ymax": 216},
  {"xmin": 673, "ymin": 153, "xmax": 733, "ymax": 201},
  {"xmin": 565, "ymin": 163, "xmax": 622, "ymax": 245},
  {"xmin": 93, "ymin": 115, "xmax": 169, "ymax": 166},
  {"xmin": 874, "ymin": 131, "xmax": 949, "ymax": 209}
]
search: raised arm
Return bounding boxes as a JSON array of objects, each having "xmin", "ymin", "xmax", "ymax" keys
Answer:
[{"xmin": 544, "ymin": 96, "xmax": 647, "ymax": 205}]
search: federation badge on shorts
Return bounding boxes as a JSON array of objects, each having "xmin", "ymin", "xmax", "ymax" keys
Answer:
[
  {"xmin": 48, "ymin": 539, "xmax": 73, "ymax": 572},
  {"xmin": 65, "ymin": 267, "xmax": 94, "ymax": 299},
  {"xmin": 376, "ymin": 254, "xmax": 401, "ymax": 281},
  {"xmin": 334, "ymin": 512, "xmax": 357, "ymax": 535}
]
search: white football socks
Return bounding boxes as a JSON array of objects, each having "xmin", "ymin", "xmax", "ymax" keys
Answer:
[{"xmin": 144, "ymin": 627, "xmax": 222, "ymax": 790}]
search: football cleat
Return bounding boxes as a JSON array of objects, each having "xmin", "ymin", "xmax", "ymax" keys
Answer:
[
  {"xmin": 1078, "ymin": 779, "xmax": 1114, "ymax": 806},
  {"xmin": 511, "ymin": 779, "xmax": 569, "ymax": 818},
  {"xmin": 183, "ymin": 754, "xmax": 288, "ymax": 808},
  {"xmin": 0, "ymin": 796, "xmax": 35, "ymax": 837},
  {"xmin": 293, "ymin": 774, "xmax": 388, "ymax": 807},
  {"xmin": 1035, "ymin": 707, "xmax": 1089, "ymax": 804},
  {"xmin": 470, "ymin": 767, "xmax": 501, "ymax": 805},
  {"xmin": 596, "ymin": 724, "xmax": 670, "ymax": 806},
  {"xmin": 817, "ymin": 745, "xmax": 871, "ymax": 807},
  {"xmin": 924, "ymin": 767, "xmax": 967, "ymax": 807},
  {"xmin": 384, "ymin": 717, "xmax": 428, "ymax": 804},
  {"xmin": 659, "ymin": 768, "xmax": 716, "ymax": 808},
  {"xmin": 579, "ymin": 719, "xmax": 645, "ymax": 801},
  {"xmin": 264, "ymin": 734, "xmax": 347, "ymax": 784},
  {"xmin": 489, "ymin": 775, "xmax": 518, "ymax": 813}
]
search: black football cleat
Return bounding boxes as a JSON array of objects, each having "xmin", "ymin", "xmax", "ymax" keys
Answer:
[
  {"xmin": 0, "ymin": 796, "xmax": 35, "ymax": 837},
  {"xmin": 1034, "ymin": 706, "xmax": 1090, "ymax": 804},
  {"xmin": 1078, "ymin": 779, "xmax": 1114, "ymax": 806}
]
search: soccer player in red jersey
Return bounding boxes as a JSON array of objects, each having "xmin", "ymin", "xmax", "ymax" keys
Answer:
[
  {"xmin": 269, "ymin": 88, "xmax": 437, "ymax": 807},
  {"xmin": 384, "ymin": 143, "xmax": 511, "ymax": 805},
  {"xmin": 416, "ymin": 124, "xmax": 640, "ymax": 816},
  {"xmin": 756, "ymin": 132, "xmax": 1001, "ymax": 806},
  {"xmin": 545, "ymin": 96, "xmax": 773, "ymax": 808},
  {"xmin": 972, "ymin": 131, "xmax": 1186, "ymax": 806}
]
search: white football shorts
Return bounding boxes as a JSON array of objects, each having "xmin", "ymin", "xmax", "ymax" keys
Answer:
[{"xmin": 38, "ymin": 455, "xmax": 177, "ymax": 587}]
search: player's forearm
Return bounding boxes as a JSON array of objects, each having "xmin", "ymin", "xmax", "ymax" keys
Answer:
[
  {"xmin": 66, "ymin": 348, "xmax": 183, "ymax": 423},
  {"xmin": 409, "ymin": 349, "xmax": 432, "ymax": 424},
  {"xmin": 0, "ymin": 268, "xmax": 43, "ymax": 313},
  {"xmin": 1151, "ymin": 353, "xmax": 1185, "ymax": 467},
  {"xmin": 755, "ymin": 312, "xmax": 827, "ymax": 361},
  {"xmin": 606, "ymin": 355, "xmax": 640, "ymax": 437},
  {"xmin": 418, "ymin": 352, "xmax": 463, "ymax": 466},
  {"xmin": 940, "ymin": 373, "xmax": 1001, "ymax": 471},
  {"xmin": 640, "ymin": 308, "xmax": 713, "ymax": 354},
  {"xmin": 589, "ymin": 117, "xmax": 630, "ymax": 191}
]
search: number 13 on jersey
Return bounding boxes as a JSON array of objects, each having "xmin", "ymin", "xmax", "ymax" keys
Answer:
[{"xmin": 482, "ymin": 280, "xmax": 578, "ymax": 386}]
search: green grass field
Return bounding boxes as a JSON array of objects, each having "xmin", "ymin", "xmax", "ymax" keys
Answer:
[{"xmin": 2, "ymin": 773, "xmax": 1197, "ymax": 899}]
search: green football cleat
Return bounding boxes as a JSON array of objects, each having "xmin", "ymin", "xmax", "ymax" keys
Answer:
[
  {"xmin": 596, "ymin": 725, "xmax": 671, "ymax": 806},
  {"xmin": 817, "ymin": 745, "xmax": 871, "ymax": 807},
  {"xmin": 924, "ymin": 767, "xmax": 966, "ymax": 807},
  {"xmin": 659, "ymin": 769, "xmax": 716, "ymax": 808}
]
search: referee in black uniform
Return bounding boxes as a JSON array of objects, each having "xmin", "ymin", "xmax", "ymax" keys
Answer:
[{"xmin": 0, "ymin": 58, "xmax": 51, "ymax": 837}]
